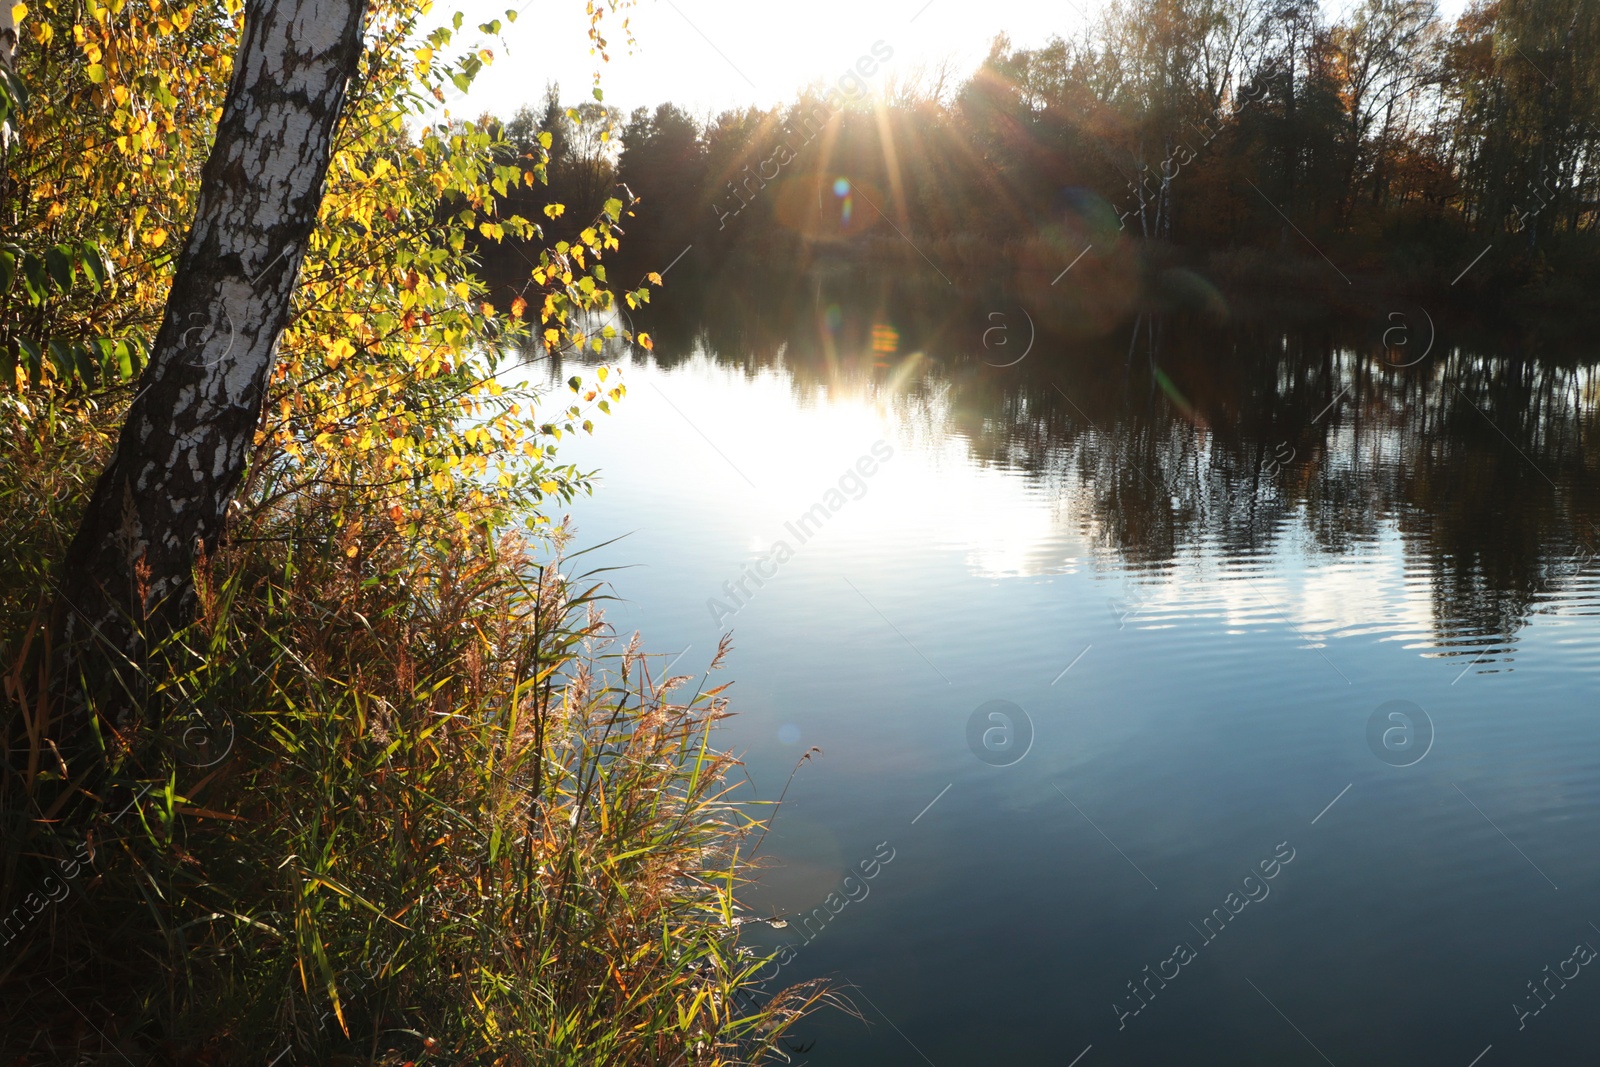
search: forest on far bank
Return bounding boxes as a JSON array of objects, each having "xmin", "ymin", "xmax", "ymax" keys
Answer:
[{"xmin": 476, "ymin": 0, "xmax": 1600, "ymax": 319}]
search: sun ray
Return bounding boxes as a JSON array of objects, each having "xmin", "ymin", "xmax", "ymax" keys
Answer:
[{"xmin": 871, "ymin": 95, "xmax": 912, "ymax": 234}]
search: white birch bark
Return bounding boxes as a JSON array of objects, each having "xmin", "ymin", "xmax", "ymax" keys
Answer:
[
  {"xmin": 1, "ymin": 3, "xmax": 18, "ymax": 151},
  {"xmin": 60, "ymin": 0, "xmax": 367, "ymax": 676}
]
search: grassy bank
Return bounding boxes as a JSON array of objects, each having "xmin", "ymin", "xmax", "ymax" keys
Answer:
[{"xmin": 0, "ymin": 399, "xmax": 829, "ymax": 1063}]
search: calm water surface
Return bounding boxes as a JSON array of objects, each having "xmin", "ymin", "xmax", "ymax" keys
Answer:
[{"xmin": 534, "ymin": 279, "xmax": 1600, "ymax": 1066}]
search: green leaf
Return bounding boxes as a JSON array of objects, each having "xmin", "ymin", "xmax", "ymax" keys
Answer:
[
  {"xmin": 21, "ymin": 254, "xmax": 47, "ymax": 305},
  {"xmin": 47, "ymin": 339, "xmax": 73, "ymax": 377},
  {"xmin": 81, "ymin": 246, "xmax": 109, "ymax": 289},
  {"xmin": 18, "ymin": 338, "xmax": 42, "ymax": 381},
  {"xmin": 0, "ymin": 249, "xmax": 15, "ymax": 294},
  {"xmin": 73, "ymin": 343, "xmax": 96, "ymax": 384},
  {"xmin": 0, "ymin": 64, "xmax": 29, "ymax": 116},
  {"xmin": 46, "ymin": 245, "xmax": 75, "ymax": 291}
]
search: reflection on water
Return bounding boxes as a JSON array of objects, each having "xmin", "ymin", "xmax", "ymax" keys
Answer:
[
  {"xmin": 564, "ymin": 273, "xmax": 1600, "ymax": 663},
  {"xmin": 533, "ymin": 272, "xmax": 1600, "ymax": 1065}
]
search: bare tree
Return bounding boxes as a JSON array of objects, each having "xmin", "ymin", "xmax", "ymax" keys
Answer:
[{"xmin": 1331, "ymin": 0, "xmax": 1439, "ymax": 216}]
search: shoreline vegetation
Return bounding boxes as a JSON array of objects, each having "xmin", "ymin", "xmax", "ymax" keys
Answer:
[
  {"xmin": 476, "ymin": 0, "xmax": 1598, "ymax": 327},
  {"xmin": 0, "ymin": 0, "xmax": 835, "ymax": 1062},
  {"xmin": 2, "ymin": 488, "xmax": 834, "ymax": 1061}
]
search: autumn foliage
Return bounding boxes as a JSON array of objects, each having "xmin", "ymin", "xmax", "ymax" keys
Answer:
[{"xmin": 0, "ymin": 1, "xmax": 819, "ymax": 1061}]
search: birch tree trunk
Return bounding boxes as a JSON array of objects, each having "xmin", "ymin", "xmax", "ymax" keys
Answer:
[
  {"xmin": 0, "ymin": 4, "xmax": 15, "ymax": 73},
  {"xmin": 58, "ymin": 0, "xmax": 366, "ymax": 684},
  {"xmin": 1, "ymin": 2, "xmax": 17, "ymax": 152}
]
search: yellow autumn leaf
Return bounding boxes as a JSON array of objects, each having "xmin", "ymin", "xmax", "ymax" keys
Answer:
[
  {"xmin": 324, "ymin": 337, "xmax": 355, "ymax": 368},
  {"xmin": 538, "ymin": 481, "xmax": 559, "ymax": 494}
]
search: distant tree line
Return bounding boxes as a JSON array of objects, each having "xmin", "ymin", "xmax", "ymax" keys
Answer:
[{"xmin": 483, "ymin": 0, "xmax": 1599, "ymax": 308}]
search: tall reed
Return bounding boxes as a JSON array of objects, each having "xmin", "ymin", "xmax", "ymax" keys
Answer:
[{"xmin": 0, "ymin": 458, "xmax": 831, "ymax": 1064}]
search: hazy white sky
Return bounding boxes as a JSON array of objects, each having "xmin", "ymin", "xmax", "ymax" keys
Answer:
[{"xmin": 447, "ymin": 0, "xmax": 1472, "ymax": 122}]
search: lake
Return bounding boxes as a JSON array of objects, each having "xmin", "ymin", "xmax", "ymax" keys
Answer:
[{"xmin": 532, "ymin": 273, "xmax": 1600, "ymax": 1066}]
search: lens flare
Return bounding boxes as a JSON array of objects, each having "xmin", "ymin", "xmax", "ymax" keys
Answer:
[{"xmin": 833, "ymin": 176, "xmax": 855, "ymax": 225}]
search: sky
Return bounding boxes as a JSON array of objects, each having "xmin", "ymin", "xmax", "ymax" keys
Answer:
[{"xmin": 447, "ymin": 0, "xmax": 1473, "ymax": 123}]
